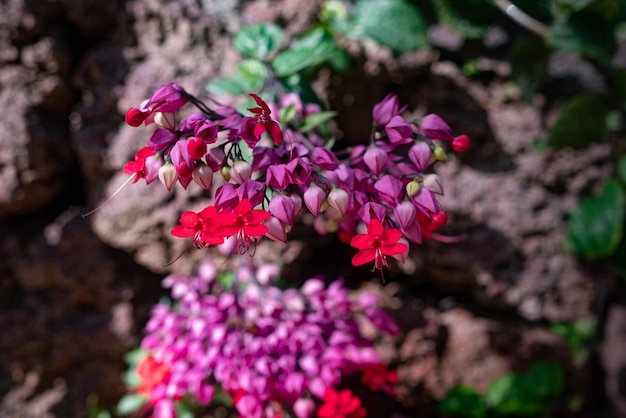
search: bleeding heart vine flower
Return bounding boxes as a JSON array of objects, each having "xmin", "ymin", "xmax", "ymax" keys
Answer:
[
  {"xmin": 213, "ymin": 199, "xmax": 271, "ymax": 255},
  {"xmin": 350, "ymin": 219, "xmax": 408, "ymax": 280},
  {"xmin": 248, "ymin": 93, "xmax": 284, "ymax": 146}
]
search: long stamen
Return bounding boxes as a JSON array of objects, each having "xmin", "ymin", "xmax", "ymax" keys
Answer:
[{"xmin": 82, "ymin": 173, "xmax": 137, "ymax": 217}]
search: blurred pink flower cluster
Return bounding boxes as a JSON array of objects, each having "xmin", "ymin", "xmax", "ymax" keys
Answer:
[{"xmin": 135, "ymin": 261, "xmax": 399, "ymax": 418}]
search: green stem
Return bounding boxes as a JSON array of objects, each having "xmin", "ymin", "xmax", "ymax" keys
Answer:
[{"xmin": 493, "ymin": 0, "xmax": 550, "ymax": 38}]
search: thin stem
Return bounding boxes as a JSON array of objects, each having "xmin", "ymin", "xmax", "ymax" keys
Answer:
[{"xmin": 493, "ymin": 0, "xmax": 550, "ymax": 38}]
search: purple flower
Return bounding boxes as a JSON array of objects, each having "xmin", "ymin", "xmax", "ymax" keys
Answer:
[
  {"xmin": 372, "ymin": 93, "xmax": 399, "ymax": 126},
  {"xmin": 419, "ymin": 114, "xmax": 454, "ymax": 141}
]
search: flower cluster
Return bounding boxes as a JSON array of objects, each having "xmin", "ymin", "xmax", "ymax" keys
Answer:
[
  {"xmin": 133, "ymin": 262, "xmax": 399, "ymax": 418},
  {"xmin": 121, "ymin": 84, "xmax": 469, "ymax": 275}
]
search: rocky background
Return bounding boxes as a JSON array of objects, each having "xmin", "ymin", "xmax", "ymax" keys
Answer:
[{"xmin": 0, "ymin": 0, "xmax": 624, "ymax": 417}]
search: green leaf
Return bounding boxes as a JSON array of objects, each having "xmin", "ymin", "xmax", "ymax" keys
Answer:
[
  {"xmin": 440, "ymin": 385, "xmax": 486, "ymax": 418},
  {"xmin": 431, "ymin": 0, "xmax": 499, "ymax": 39},
  {"xmin": 351, "ymin": 0, "xmax": 429, "ymax": 51},
  {"xmin": 272, "ymin": 28, "xmax": 349, "ymax": 77},
  {"xmin": 116, "ymin": 394, "xmax": 147, "ymax": 416},
  {"xmin": 207, "ymin": 74, "xmax": 258, "ymax": 95},
  {"xmin": 522, "ymin": 362, "xmax": 565, "ymax": 399},
  {"xmin": 238, "ymin": 59, "xmax": 268, "ymax": 82},
  {"xmin": 300, "ymin": 111, "xmax": 337, "ymax": 132},
  {"xmin": 509, "ymin": 37, "xmax": 552, "ymax": 102},
  {"xmin": 546, "ymin": 93, "xmax": 610, "ymax": 149},
  {"xmin": 565, "ymin": 179, "xmax": 625, "ymax": 258},
  {"xmin": 233, "ymin": 23, "xmax": 283, "ymax": 59},
  {"xmin": 280, "ymin": 74, "xmax": 324, "ymax": 106},
  {"xmin": 123, "ymin": 348, "xmax": 146, "ymax": 366},
  {"xmin": 484, "ymin": 373, "xmax": 520, "ymax": 410},
  {"xmin": 548, "ymin": 9, "xmax": 617, "ymax": 60}
]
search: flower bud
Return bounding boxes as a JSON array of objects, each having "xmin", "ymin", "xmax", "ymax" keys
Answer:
[
  {"xmin": 154, "ymin": 111, "xmax": 176, "ymax": 130},
  {"xmin": 303, "ymin": 184, "xmax": 327, "ymax": 217},
  {"xmin": 327, "ymin": 188, "xmax": 349, "ymax": 218},
  {"xmin": 294, "ymin": 398, "xmax": 315, "ymax": 418},
  {"xmin": 423, "ymin": 174, "xmax": 444, "ymax": 195},
  {"xmin": 192, "ymin": 162, "xmax": 213, "ymax": 191},
  {"xmin": 433, "ymin": 147, "xmax": 447, "ymax": 161},
  {"xmin": 264, "ymin": 217, "xmax": 287, "ymax": 243},
  {"xmin": 363, "ymin": 146, "xmax": 388, "ymax": 177},
  {"xmin": 408, "ymin": 141, "xmax": 431, "ymax": 172},
  {"xmin": 405, "ymin": 180, "xmax": 421, "ymax": 197},
  {"xmin": 290, "ymin": 193, "xmax": 303, "ymax": 218},
  {"xmin": 452, "ymin": 134, "xmax": 471, "ymax": 153},
  {"xmin": 220, "ymin": 166, "xmax": 231, "ymax": 182},
  {"xmin": 144, "ymin": 154, "xmax": 164, "ymax": 184},
  {"xmin": 269, "ymin": 194, "xmax": 296, "ymax": 226},
  {"xmin": 206, "ymin": 147, "xmax": 226, "ymax": 171},
  {"xmin": 230, "ymin": 160, "xmax": 252, "ymax": 184},
  {"xmin": 394, "ymin": 201, "xmax": 417, "ymax": 231},
  {"xmin": 158, "ymin": 162, "xmax": 178, "ymax": 191}
]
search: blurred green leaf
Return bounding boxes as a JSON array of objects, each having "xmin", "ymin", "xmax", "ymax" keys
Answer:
[
  {"xmin": 280, "ymin": 74, "xmax": 324, "ymax": 106},
  {"xmin": 565, "ymin": 179, "xmax": 625, "ymax": 258},
  {"xmin": 522, "ymin": 362, "xmax": 565, "ymax": 399},
  {"xmin": 548, "ymin": 8, "xmax": 617, "ymax": 59},
  {"xmin": 440, "ymin": 385, "xmax": 486, "ymax": 418},
  {"xmin": 272, "ymin": 28, "xmax": 349, "ymax": 77},
  {"xmin": 233, "ymin": 23, "xmax": 283, "ymax": 59},
  {"xmin": 431, "ymin": 0, "xmax": 499, "ymax": 39},
  {"xmin": 485, "ymin": 373, "xmax": 522, "ymax": 411},
  {"xmin": 117, "ymin": 394, "xmax": 146, "ymax": 416},
  {"xmin": 619, "ymin": 155, "xmax": 626, "ymax": 185},
  {"xmin": 300, "ymin": 111, "xmax": 336, "ymax": 132},
  {"xmin": 207, "ymin": 74, "xmax": 259, "ymax": 95},
  {"xmin": 546, "ymin": 93, "xmax": 610, "ymax": 148},
  {"xmin": 351, "ymin": 0, "xmax": 428, "ymax": 51},
  {"xmin": 509, "ymin": 37, "xmax": 552, "ymax": 101}
]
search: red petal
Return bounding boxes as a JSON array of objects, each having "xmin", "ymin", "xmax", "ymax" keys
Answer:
[
  {"xmin": 254, "ymin": 122, "xmax": 266, "ymax": 137},
  {"xmin": 200, "ymin": 229, "xmax": 225, "ymax": 245},
  {"xmin": 170, "ymin": 225, "xmax": 195, "ymax": 238},
  {"xmin": 249, "ymin": 93, "xmax": 270, "ymax": 113},
  {"xmin": 350, "ymin": 233, "xmax": 374, "ymax": 250},
  {"xmin": 243, "ymin": 224, "xmax": 269, "ymax": 237},
  {"xmin": 366, "ymin": 219, "xmax": 384, "ymax": 237},
  {"xmin": 351, "ymin": 248, "xmax": 376, "ymax": 266},
  {"xmin": 268, "ymin": 121, "xmax": 283, "ymax": 146},
  {"xmin": 235, "ymin": 199, "xmax": 253, "ymax": 214},
  {"xmin": 246, "ymin": 209, "xmax": 271, "ymax": 223},
  {"xmin": 198, "ymin": 206, "xmax": 217, "ymax": 220},
  {"xmin": 382, "ymin": 242, "xmax": 408, "ymax": 256},
  {"xmin": 380, "ymin": 227, "xmax": 402, "ymax": 245},
  {"xmin": 179, "ymin": 211, "xmax": 201, "ymax": 227}
]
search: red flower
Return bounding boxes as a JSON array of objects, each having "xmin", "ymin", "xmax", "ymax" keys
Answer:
[
  {"xmin": 136, "ymin": 354, "xmax": 170, "ymax": 399},
  {"xmin": 248, "ymin": 93, "xmax": 283, "ymax": 146},
  {"xmin": 317, "ymin": 388, "xmax": 367, "ymax": 418},
  {"xmin": 214, "ymin": 199, "xmax": 270, "ymax": 254},
  {"xmin": 361, "ymin": 364, "xmax": 398, "ymax": 397},
  {"xmin": 350, "ymin": 219, "xmax": 408, "ymax": 270},
  {"xmin": 123, "ymin": 146, "xmax": 155, "ymax": 183},
  {"xmin": 171, "ymin": 206, "xmax": 224, "ymax": 248}
]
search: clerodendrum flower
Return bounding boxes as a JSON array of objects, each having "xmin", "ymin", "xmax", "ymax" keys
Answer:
[
  {"xmin": 170, "ymin": 206, "xmax": 224, "ymax": 248},
  {"xmin": 214, "ymin": 199, "xmax": 270, "ymax": 255},
  {"xmin": 350, "ymin": 219, "xmax": 408, "ymax": 274},
  {"xmin": 248, "ymin": 93, "xmax": 283, "ymax": 146},
  {"xmin": 136, "ymin": 354, "xmax": 170, "ymax": 400}
]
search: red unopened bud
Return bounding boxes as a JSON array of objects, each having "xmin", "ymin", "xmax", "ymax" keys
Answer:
[
  {"xmin": 192, "ymin": 162, "xmax": 213, "ymax": 191},
  {"xmin": 432, "ymin": 210, "xmax": 448, "ymax": 227},
  {"xmin": 158, "ymin": 162, "xmax": 178, "ymax": 191},
  {"xmin": 452, "ymin": 134, "xmax": 471, "ymax": 153},
  {"xmin": 125, "ymin": 107, "xmax": 149, "ymax": 127}
]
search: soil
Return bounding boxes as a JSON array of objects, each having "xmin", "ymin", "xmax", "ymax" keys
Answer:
[{"xmin": 0, "ymin": 0, "xmax": 624, "ymax": 417}]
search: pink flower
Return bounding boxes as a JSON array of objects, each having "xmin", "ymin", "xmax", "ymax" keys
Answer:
[
  {"xmin": 123, "ymin": 146, "xmax": 156, "ymax": 183},
  {"xmin": 419, "ymin": 114, "xmax": 454, "ymax": 141},
  {"xmin": 350, "ymin": 219, "xmax": 408, "ymax": 273},
  {"xmin": 372, "ymin": 93, "xmax": 400, "ymax": 126}
]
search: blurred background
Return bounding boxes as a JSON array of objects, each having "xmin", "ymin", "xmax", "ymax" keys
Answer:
[{"xmin": 0, "ymin": 0, "xmax": 625, "ymax": 417}]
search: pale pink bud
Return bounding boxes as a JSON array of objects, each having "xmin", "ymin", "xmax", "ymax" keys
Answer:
[
  {"xmin": 327, "ymin": 188, "xmax": 349, "ymax": 217},
  {"xmin": 294, "ymin": 398, "xmax": 315, "ymax": 418},
  {"xmin": 230, "ymin": 160, "xmax": 252, "ymax": 184},
  {"xmin": 154, "ymin": 111, "xmax": 176, "ymax": 130},
  {"xmin": 408, "ymin": 142, "xmax": 432, "ymax": 172},
  {"xmin": 363, "ymin": 146, "xmax": 388, "ymax": 176},
  {"xmin": 269, "ymin": 194, "xmax": 296, "ymax": 226},
  {"xmin": 192, "ymin": 162, "xmax": 213, "ymax": 191},
  {"xmin": 144, "ymin": 154, "xmax": 164, "ymax": 184},
  {"xmin": 264, "ymin": 217, "xmax": 287, "ymax": 243},
  {"xmin": 394, "ymin": 201, "xmax": 417, "ymax": 230},
  {"xmin": 304, "ymin": 184, "xmax": 327, "ymax": 217},
  {"xmin": 290, "ymin": 193, "xmax": 303, "ymax": 217},
  {"xmin": 158, "ymin": 162, "xmax": 178, "ymax": 191},
  {"xmin": 423, "ymin": 174, "xmax": 444, "ymax": 195},
  {"xmin": 392, "ymin": 237, "xmax": 410, "ymax": 263}
]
